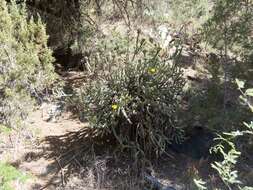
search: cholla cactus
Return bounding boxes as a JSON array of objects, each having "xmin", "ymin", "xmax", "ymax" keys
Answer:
[{"xmin": 0, "ymin": 0, "xmax": 57, "ymax": 128}]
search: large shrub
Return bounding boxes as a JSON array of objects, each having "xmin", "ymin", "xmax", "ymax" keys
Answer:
[
  {"xmin": 77, "ymin": 36, "xmax": 185, "ymax": 157},
  {"xmin": 0, "ymin": 0, "xmax": 57, "ymax": 128}
]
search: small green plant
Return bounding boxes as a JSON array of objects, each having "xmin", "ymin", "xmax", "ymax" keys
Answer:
[
  {"xmin": 0, "ymin": 162, "xmax": 29, "ymax": 190},
  {"xmin": 0, "ymin": 125, "xmax": 12, "ymax": 134},
  {"xmin": 183, "ymin": 165, "xmax": 207, "ymax": 189},
  {"xmin": 207, "ymin": 79, "xmax": 253, "ymax": 190},
  {"xmin": 193, "ymin": 178, "xmax": 207, "ymax": 190},
  {"xmin": 211, "ymin": 134, "xmax": 242, "ymax": 189},
  {"xmin": 188, "ymin": 79, "xmax": 253, "ymax": 189},
  {"xmin": 77, "ymin": 36, "xmax": 185, "ymax": 158}
]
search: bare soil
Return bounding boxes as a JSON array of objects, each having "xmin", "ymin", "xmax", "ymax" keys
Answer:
[
  {"xmin": 0, "ymin": 64, "xmax": 222, "ymax": 190},
  {"xmin": 0, "ymin": 108, "xmax": 85, "ymax": 190},
  {"xmin": 0, "ymin": 104, "xmax": 221, "ymax": 190}
]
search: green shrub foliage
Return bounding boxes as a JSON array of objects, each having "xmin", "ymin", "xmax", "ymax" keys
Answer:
[
  {"xmin": 0, "ymin": 0, "xmax": 56, "ymax": 128},
  {"xmin": 0, "ymin": 162, "xmax": 29, "ymax": 190},
  {"xmin": 203, "ymin": 0, "xmax": 253, "ymax": 60},
  {"xmin": 78, "ymin": 37, "xmax": 185, "ymax": 157},
  {"xmin": 204, "ymin": 80, "xmax": 253, "ymax": 190}
]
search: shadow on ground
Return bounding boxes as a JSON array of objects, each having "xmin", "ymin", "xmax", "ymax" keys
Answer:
[
  {"xmin": 16, "ymin": 124, "xmax": 223, "ymax": 190},
  {"xmin": 23, "ymin": 127, "xmax": 143, "ymax": 190},
  {"xmin": 30, "ymin": 127, "xmax": 115, "ymax": 189}
]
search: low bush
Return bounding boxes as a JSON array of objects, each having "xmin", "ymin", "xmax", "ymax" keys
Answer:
[{"xmin": 77, "ymin": 35, "xmax": 185, "ymax": 158}]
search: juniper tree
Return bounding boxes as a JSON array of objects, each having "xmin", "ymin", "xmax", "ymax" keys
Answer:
[{"xmin": 0, "ymin": 0, "xmax": 56, "ymax": 128}]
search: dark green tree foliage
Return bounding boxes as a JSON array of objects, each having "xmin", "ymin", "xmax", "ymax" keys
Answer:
[
  {"xmin": 203, "ymin": 0, "xmax": 253, "ymax": 60},
  {"xmin": 0, "ymin": 0, "xmax": 56, "ymax": 128},
  {"xmin": 190, "ymin": 0, "xmax": 253, "ymax": 130},
  {"xmin": 25, "ymin": 0, "xmax": 82, "ymax": 49}
]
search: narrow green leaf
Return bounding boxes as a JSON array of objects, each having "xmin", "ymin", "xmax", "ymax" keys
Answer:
[
  {"xmin": 245, "ymin": 88, "xmax": 253, "ymax": 96},
  {"xmin": 236, "ymin": 79, "xmax": 245, "ymax": 89}
]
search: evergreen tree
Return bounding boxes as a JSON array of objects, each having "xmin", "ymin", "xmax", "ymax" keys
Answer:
[{"xmin": 0, "ymin": 0, "xmax": 57, "ymax": 128}]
